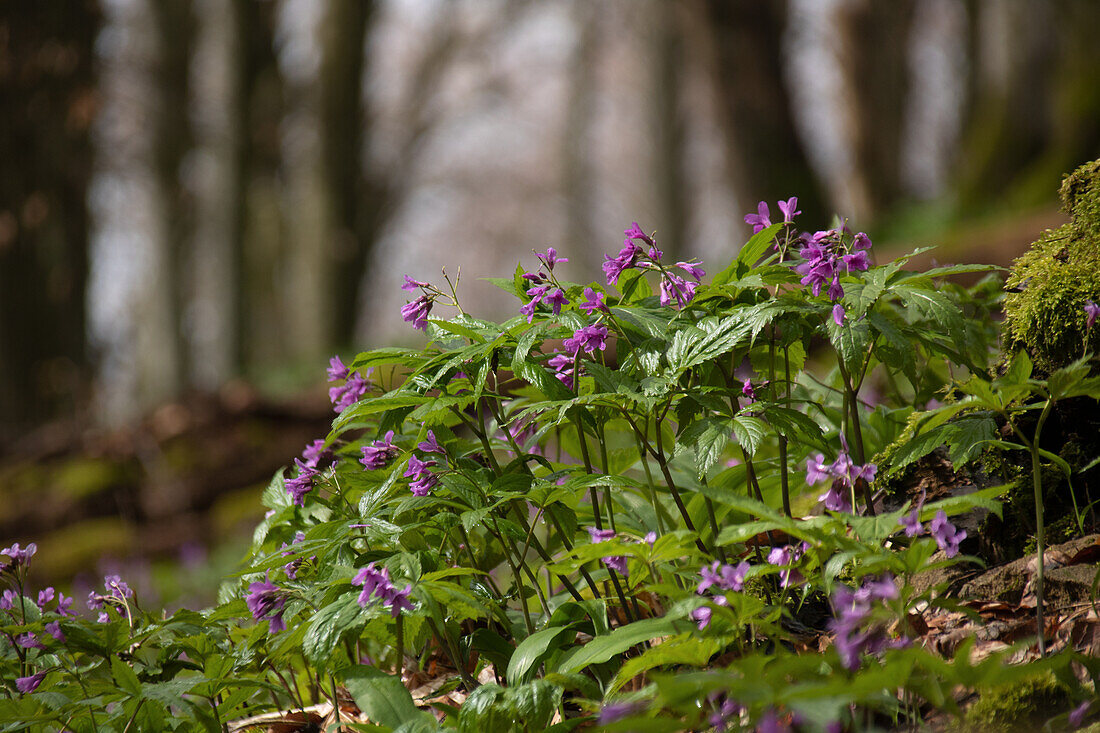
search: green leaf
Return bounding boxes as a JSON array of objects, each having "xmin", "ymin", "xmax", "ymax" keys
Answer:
[
  {"xmin": 711, "ymin": 223, "xmax": 783, "ymax": 286},
  {"xmin": 676, "ymin": 417, "xmax": 731, "ymax": 478},
  {"xmin": 608, "ymin": 636, "xmax": 721, "ymax": 693},
  {"xmin": 506, "ymin": 680, "xmax": 563, "ymax": 730},
  {"xmin": 343, "ymin": 665, "xmax": 427, "ymax": 730},
  {"xmin": 731, "ymin": 415, "xmax": 767, "ymax": 456},
  {"xmin": 617, "ymin": 268, "xmax": 653, "ymax": 304},
  {"xmin": 111, "ymin": 657, "xmax": 142, "ymax": 697},
  {"xmin": 507, "ymin": 626, "xmax": 577, "ymax": 686},
  {"xmin": 553, "ymin": 616, "xmax": 690, "ymax": 675},
  {"xmin": 302, "ymin": 594, "xmax": 369, "ymax": 667},
  {"xmin": 459, "ymin": 683, "xmax": 508, "ymax": 733},
  {"xmin": 470, "ymin": 628, "xmax": 516, "ymax": 672}
]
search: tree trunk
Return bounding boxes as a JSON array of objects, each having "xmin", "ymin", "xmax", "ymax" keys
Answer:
[{"xmin": 0, "ymin": 1, "xmax": 99, "ymax": 438}]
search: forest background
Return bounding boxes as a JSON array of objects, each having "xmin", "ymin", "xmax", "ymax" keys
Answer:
[{"xmin": 2, "ymin": 0, "xmax": 1099, "ymax": 602}]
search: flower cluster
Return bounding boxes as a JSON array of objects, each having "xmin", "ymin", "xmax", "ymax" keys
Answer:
[
  {"xmin": 86, "ymin": 574, "xmax": 135, "ymax": 623},
  {"xmin": 805, "ymin": 440, "xmax": 876, "ymax": 513},
  {"xmin": 360, "ymin": 430, "xmax": 399, "ymax": 470},
  {"xmin": 766, "ymin": 542, "xmax": 809, "ymax": 588},
  {"xmin": 692, "ymin": 560, "xmax": 751, "ymax": 629},
  {"xmin": 587, "ymin": 527, "xmax": 628, "ymax": 577},
  {"xmin": 829, "ymin": 575, "xmax": 907, "ymax": 670},
  {"xmin": 897, "ymin": 493, "xmax": 967, "ymax": 558},
  {"xmin": 744, "ymin": 198, "xmax": 800, "ymax": 233},
  {"xmin": 793, "ymin": 227, "xmax": 872, "ymax": 324},
  {"xmin": 352, "ymin": 563, "xmax": 414, "ymax": 617},
  {"xmin": 327, "ymin": 355, "xmax": 372, "ymax": 413},
  {"xmin": 286, "ymin": 438, "xmax": 336, "ymax": 506},
  {"xmin": 1, "ymin": 542, "xmax": 36, "ymax": 571},
  {"xmin": 548, "ymin": 324, "xmax": 609, "ymax": 389},
  {"xmin": 603, "ymin": 222, "xmax": 705, "ymax": 308},
  {"xmin": 245, "ymin": 576, "xmax": 287, "ymax": 633},
  {"xmin": 400, "ymin": 275, "xmax": 435, "ymax": 330},
  {"xmin": 520, "ymin": 247, "xmax": 569, "ymax": 322},
  {"xmin": 404, "ymin": 455, "xmax": 439, "ymax": 496}
]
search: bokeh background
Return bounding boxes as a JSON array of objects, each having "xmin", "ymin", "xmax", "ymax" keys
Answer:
[{"xmin": 2, "ymin": 0, "xmax": 1099, "ymax": 606}]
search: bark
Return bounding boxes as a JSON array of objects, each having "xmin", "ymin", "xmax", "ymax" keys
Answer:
[
  {"xmin": 0, "ymin": 1, "xmax": 99, "ymax": 436},
  {"xmin": 702, "ymin": 0, "xmax": 827, "ymax": 224}
]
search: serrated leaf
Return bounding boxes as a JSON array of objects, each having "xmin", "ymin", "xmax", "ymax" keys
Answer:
[
  {"xmin": 302, "ymin": 594, "xmax": 368, "ymax": 667},
  {"xmin": 676, "ymin": 417, "xmax": 730, "ymax": 478},
  {"xmin": 608, "ymin": 636, "xmax": 721, "ymax": 694},
  {"xmin": 711, "ymin": 223, "xmax": 783, "ymax": 286},
  {"xmin": 731, "ymin": 415, "xmax": 767, "ymax": 456}
]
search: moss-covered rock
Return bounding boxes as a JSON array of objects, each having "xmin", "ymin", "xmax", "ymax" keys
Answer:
[
  {"xmin": 1003, "ymin": 159, "xmax": 1100, "ymax": 372},
  {"xmin": 964, "ymin": 672, "xmax": 1072, "ymax": 732}
]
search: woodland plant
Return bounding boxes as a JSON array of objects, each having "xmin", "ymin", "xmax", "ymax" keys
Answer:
[{"xmin": 3, "ymin": 196, "xmax": 1100, "ymax": 732}]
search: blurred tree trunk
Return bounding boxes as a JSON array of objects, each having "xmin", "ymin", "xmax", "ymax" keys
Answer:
[
  {"xmin": 189, "ymin": 0, "xmax": 246, "ymax": 389},
  {"xmin": 138, "ymin": 0, "xmax": 191, "ymax": 407},
  {"xmin": 651, "ymin": 0, "xmax": 686, "ymax": 260},
  {"xmin": 562, "ymin": 0, "xmax": 597, "ymax": 262},
  {"xmin": 0, "ymin": 1, "xmax": 99, "ymax": 437},
  {"xmin": 836, "ymin": 0, "xmax": 915, "ymax": 217},
  {"xmin": 700, "ymin": 0, "xmax": 827, "ymax": 224},
  {"xmin": 321, "ymin": 0, "xmax": 373, "ymax": 348}
]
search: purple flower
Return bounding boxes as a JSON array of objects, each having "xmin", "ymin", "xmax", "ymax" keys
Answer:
[
  {"xmin": 598, "ymin": 700, "xmax": 646, "ymax": 725},
  {"xmin": 45, "ymin": 621, "xmax": 64, "ymax": 642},
  {"xmin": 327, "ymin": 355, "xmax": 350, "ymax": 382},
  {"xmin": 302, "ymin": 439, "xmax": 334, "ymax": 469},
  {"xmin": 0, "ymin": 589, "xmax": 15, "ymax": 610},
  {"xmin": 547, "ymin": 350, "xmax": 575, "ymax": 389},
  {"xmin": 521, "ymin": 271, "xmax": 547, "ymax": 284},
  {"xmin": 16, "ymin": 633, "xmax": 43, "ymax": 650},
  {"xmin": 401, "ymin": 294, "xmax": 433, "ymax": 331},
  {"xmin": 818, "ymin": 481, "xmax": 851, "ymax": 513},
  {"xmin": 404, "ymin": 454, "xmax": 439, "ymax": 497},
  {"xmin": 37, "ymin": 587, "xmax": 55, "ymax": 607},
  {"xmin": 643, "ymin": 531, "xmax": 657, "ymax": 547},
  {"xmin": 588, "ymin": 527, "xmax": 616, "ymax": 544},
  {"xmin": 659, "ymin": 273, "xmax": 699, "ymax": 308},
  {"xmin": 578, "ymin": 287, "xmax": 607, "ymax": 314},
  {"xmin": 745, "ymin": 201, "xmax": 772, "ymax": 233},
  {"xmin": 352, "ymin": 563, "xmax": 414, "ymax": 617},
  {"xmin": 623, "ymin": 222, "xmax": 653, "ymax": 245},
  {"xmin": 603, "ymin": 240, "xmax": 643, "ymax": 286},
  {"xmin": 690, "ymin": 605, "xmax": 712, "ymax": 630},
  {"xmin": 777, "ymin": 197, "xmax": 801, "ymax": 224},
  {"xmin": 15, "ymin": 672, "xmax": 46, "ymax": 694},
  {"xmin": 245, "ymin": 577, "xmax": 286, "ymax": 633},
  {"xmin": 1085, "ymin": 300, "xmax": 1100, "ymax": 330},
  {"xmin": 361, "ymin": 430, "xmax": 399, "ymax": 470},
  {"xmin": 829, "ymin": 575, "xmax": 903, "ymax": 670},
  {"xmin": 742, "ymin": 379, "xmax": 756, "ymax": 402},
  {"xmin": 929, "ymin": 511, "xmax": 967, "ymax": 558},
  {"xmin": 402, "ymin": 275, "xmax": 430, "ymax": 291},
  {"xmin": 536, "ymin": 247, "xmax": 568, "ymax": 270},
  {"xmin": 899, "ymin": 508, "xmax": 922, "ymax": 537},
  {"xmin": 698, "ymin": 560, "xmax": 749, "ymax": 594},
  {"xmin": 676, "ymin": 261, "xmax": 706, "ymax": 280},
  {"xmin": 285, "ymin": 458, "xmax": 318, "ymax": 505},
  {"xmin": 805, "ymin": 454, "xmax": 831, "ymax": 485},
  {"xmin": 709, "ymin": 696, "xmax": 744, "ymax": 732},
  {"xmin": 417, "ymin": 430, "xmax": 445, "ymax": 455},
  {"xmin": 1070, "ymin": 700, "xmax": 1092, "ymax": 728},
  {"xmin": 602, "ymin": 555, "xmax": 629, "ymax": 576},
  {"xmin": 832, "ymin": 303, "xmax": 846, "ymax": 326},
  {"xmin": 564, "ymin": 324, "xmax": 608, "ymax": 355},
  {"xmin": 329, "ymin": 370, "xmax": 371, "ymax": 413},
  {"xmin": 104, "ymin": 574, "xmax": 133, "ymax": 600},
  {"xmin": 544, "ymin": 288, "xmax": 568, "ymax": 315},
  {"xmin": 1, "ymin": 542, "xmax": 36, "ymax": 569}
]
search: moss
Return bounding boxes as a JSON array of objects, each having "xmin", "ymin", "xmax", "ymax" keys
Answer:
[
  {"xmin": 964, "ymin": 673, "xmax": 1072, "ymax": 732},
  {"xmin": 1003, "ymin": 159, "xmax": 1100, "ymax": 372}
]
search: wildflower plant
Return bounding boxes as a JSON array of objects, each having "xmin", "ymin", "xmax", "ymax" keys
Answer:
[{"xmin": 3, "ymin": 200, "xmax": 1099, "ymax": 732}]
